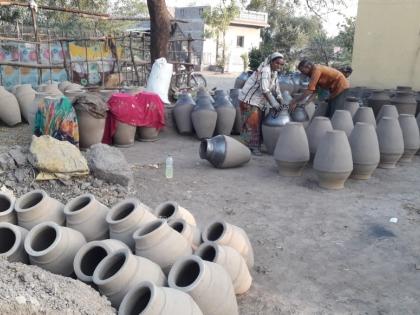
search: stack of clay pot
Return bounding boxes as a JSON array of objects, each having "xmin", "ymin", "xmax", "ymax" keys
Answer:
[
  {"xmin": 262, "ymin": 109, "xmax": 291, "ymax": 155},
  {"xmin": 173, "ymin": 92, "xmax": 195, "ymax": 135},
  {"xmin": 367, "ymin": 89, "xmax": 391, "ymax": 115},
  {"xmin": 14, "ymin": 84, "xmax": 36, "ymax": 122},
  {"xmin": 213, "ymin": 89, "xmax": 236, "ymax": 136},
  {"xmin": 0, "ymin": 86, "xmax": 22, "ymax": 126},
  {"xmin": 192, "ymin": 88, "xmax": 217, "ymax": 139}
]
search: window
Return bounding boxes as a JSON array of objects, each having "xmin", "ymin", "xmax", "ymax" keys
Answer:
[{"xmin": 237, "ymin": 36, "xmax": 244, "ymax": 48}]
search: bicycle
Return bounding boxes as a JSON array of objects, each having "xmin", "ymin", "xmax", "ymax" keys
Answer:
[{"xmin": 170, "ymin": 64, "xmax": 207, "ymax": 99}]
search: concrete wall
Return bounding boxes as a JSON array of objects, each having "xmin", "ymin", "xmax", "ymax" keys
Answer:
[{"xmin": 351, "ymin": 0, "xmax": 420, "ymax": 89}]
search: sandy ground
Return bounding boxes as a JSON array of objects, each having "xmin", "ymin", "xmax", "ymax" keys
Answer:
[{"xmin": 1, "ymin": 73, "xmax": 420, "ymax": 314}]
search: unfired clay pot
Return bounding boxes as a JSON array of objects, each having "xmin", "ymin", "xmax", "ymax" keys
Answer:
[
  {"xmin": 0, "ymin": 86, "xmax": 22, "ymax": 126},
  {"xmin": 376, "ymin": 104, "xmax": 399, "ymax": 122},
  {"xmin": 306, "ymin": 117, "xmax": 333, "ymax": 160},
  {"xmin": 113, "ymin": 121, "xmax": 136, "ymax": 147},
  {"xmin": 15, "ymin": 190, "xmax": 65, "ymax": 230},
  {"xmin": 191, "ymin": 96, "xmax": 217, "ymax": 139},
  {"xmin": 76, "ymin": 109, "xmax": 106, "ymax": 150},
  {"xmin": 73, "ymin": 239, "xmax": 128, "ymax": 283},
  {"xmin": 199, "ymin": 135, "xmax": 251, "ymax": 169},
  {"xmin": 273, "ymin": 122, "xmax": 309, "ymax": 177},
  {"xmin": 133, "ymin": 219, "xmax": 193, "ymax": 274},
  {"xmin": 417, "ymin": 113, "xmax": 420, "ymax": 155},
  {"xmin": 230, "ymin": 88, "xmax": 242, "ymax": 135},
  {"xmin": 64, "ymin": 194, "xmax": 110, "ymax": 241},
  {"xmin": 343, "ymin": 96, "xmax": 360, "ymax": 117},
  {"xmin": 58, "ymin": 81, "xmax": 72, "ymax": 92},
  {"xmin": 64, "ymin": 89, "xmax": 85, "ymax": 103},
  {"xmin": 92, "ymin": 248, "xmax": 166, "ymax": 308},
  {"xmin": 353, "ymin": 107, "xmax": 376, "ymax": 127},
  {"xmin": 15, "ymin": 84, "xmax": 36, "ymax": 122},
  {"xmin": 262, "ymin": 109, "xmax": 290, "ymax": 155},
  {"xmin": 416, "ymin": 92, "xmax": 420, "ymax": 115},
  {"xmin": 313, "ymin": 130, "xmax": 353, "ymax": 190},
  {"xmin": 195, "ymin": 241, "xmax": 252, "ymax": 295},
  {"xmin": 202, "ymin": 220, "xmax": 254, "ymax": 268},
  {"xmin": 331, "ymin": 110, "xmax": 354, "ymax": 137},
  {"xmin": 173, "ymin": 92, "xmax": 195, "ymax": 134},
  {"xmin": 0, "ymin": 192, "xmax": 17, "ymax": 224},
  {"xmin": 24, "ymin": 221, "xmax": 86, "ymax": 276},
  {"xmin": 168, "ymin": 255, "xmax": 238, "ymax": 315},
  {"xmin": 376, "ymin": 117, "xmax": 404, "ymax": 168},
  {"xmin": 398, "ymin": 114, "xmax": 420, "ymax": 162},
  {"xmin": 391, "ymin": 91, "xmax": 417, "ymax": 115},
  {"xmin": 44, "ymin": 84, "xmax": 63, "ymax": 96},
  {"xmin": 0, "ymin": 222, "xmax": 29, "ymax": 263},
  {"xmin": 349, "ymin": 122, "xmax": 380, "ymax": 179},
  {"xmin": 367, "ymin": 90, "xmax": 391, "ymax": 115},
  {"xmin": 214, "ymin": 90, "xmax": 236, "ymax": 135},
  {"xmin": 154, "ymin": 201, "xmax": 196, "ymax": 226},
  {"xmin": 106, "ymin": 198, "xmax": 156, "ymax": 250},
  {"xmin": 119, "ymin": 280, "xmax": 203, "ymax": 315},
  {"xmin": 136, "ymin": 126, "xmax": 160, "ymax": 142},
  {"xmin": 168, "ymin": 218, "xmax": 201, "ymax": 250}
]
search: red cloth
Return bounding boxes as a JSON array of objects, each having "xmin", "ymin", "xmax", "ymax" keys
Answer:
[{"xmin": 102, "ymin": 91, "xmax": 165, "ymax": 144}]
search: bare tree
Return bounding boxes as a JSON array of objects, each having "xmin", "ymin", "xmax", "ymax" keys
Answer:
[{"xmin": 147, "ymin": 0, "xmax": 171, "ymax": 63}]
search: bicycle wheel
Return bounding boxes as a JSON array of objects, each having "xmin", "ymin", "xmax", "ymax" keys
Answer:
[{"xmin": 191, "ymin": 74, "xmax": 207, "ymax": 88}]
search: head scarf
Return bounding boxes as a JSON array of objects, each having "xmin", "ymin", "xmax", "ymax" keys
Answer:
[{"xmin": 257, "ymin": 52, "xmax": 284, "ymax": 72}]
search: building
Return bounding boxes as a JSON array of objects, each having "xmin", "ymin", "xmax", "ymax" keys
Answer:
[{"xmin": 351, "ymin": 0, "xmax": 420, "ymax": 89}]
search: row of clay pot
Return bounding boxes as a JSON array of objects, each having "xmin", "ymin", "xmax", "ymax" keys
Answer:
[
  {"xmin": 367, "ymin": 86, "xmax": 419, "ymax": 116},
  {"xmin": 113, "ymin": 124, "xmax": 160, "ymax": 147}
]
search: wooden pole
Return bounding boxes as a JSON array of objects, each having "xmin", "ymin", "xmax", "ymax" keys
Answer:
[
  {"xmin": 30, "ymin": 5, "xmax": 42, "ymax": 85},
  {"xmin": 129, "ymin": 32, "xmax": 140, "ymax": 85}
]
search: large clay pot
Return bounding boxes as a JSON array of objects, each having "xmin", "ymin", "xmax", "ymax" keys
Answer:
[
  {"xmin": 343, "ymin": 96, "xmax": 360, "ymax": 117},
  {"xmin": 93, "ymin": 248, "xmax": 166, "ymax": 308},
  {"xmin": 0, "ymin": 192, "xmax": 16, "ymax": 224},
  {"xmin": 15, "ymin": 190, "xmax": 65, "ymax": 230},
  {"xmin": 367, "ymin": 90, "xmax": 391, "ymax": 115},
  {"xmin": 0, "ymin": 222, "xmax": 29, "ymax": 263},
  {"xmin": 202, "ymin": 220, "xmax": 254, "ymax": 268},
  {"xmin": 376, "ymin": 117, "xmax": 404, "ymax": 168},
  {"xmin": 273, "ymin": 122, "xmax": 309, "ymax": 177},
  {"xmin": 173, "ymin": 92, "xmax": 195, "ymax": 134},
  {"xmin": 195, "ymin": 242, "xmax": 252, "ymax": 295},
  {"xmin": 73, "ymin": 239, "xmax": 128, "ymax": 283},
  {"xmin": 113, "ymin": 121, "xmax": 136, "ymax": 147},
  {"xmin": 234, "ymin": 71, "xmax": 252, "ymax": 89},
  {"xmin": 415, "ymin": 91, "xmax": 420, "ymax": 115},
  {"xmin": 154, "ymin": 201, "xmax": 196, "ymax": 226},
  {"xmin": 196, "ymin": 87, "xmax": 215, "ymax": 103},
  {"xmin": 15, "ymin": 84, "xmax": 36, "ymax": 122},
  {"xmin": 230, "ymin": 88, "xmax": 242, "ymax": 135},
  {"xmin": 331, "ymin": 110, "xmax": 354, "ymax": 137},
  {"xmin": 24, "ymin": 221, "xmax": 86, "ymax": 276},
  {"xmin": 168, "ymin": 218, "xmax": 201, "ymax": 250},
  {"xmin": 376, "ymin": 104, "xmax": 399, "ymax": 122},
  {"xmin": 199, "ymin": 135, "xmax": 251, "ymax": 169},
  {"xmin": 313, "ymin": 130, "xmax": 353, "ymax": 190},
  {"xmin": 391, "ymin": 91, "xmax": 417, "ymax": 115},
  {"xmin": 191, "ymin": 96, "xmax": 217, "ymax": 139},
  {"xmin": 133, "ymin": 219, "xmax": 193, "ymax": 274},
  {"xmin": 119, "ymin": 280, "xmax": 203, "ymax": 315},
  {"xmin": 306, "ymin": 117, "xmax": 333, "ymax": 160},
  {"xmin": 168, "ymin": 255, "xmax": 238, "ymax": 315},
  {"xmin": 58, "ymin": 81, "xmax": 72, "ymax": 92},
  {"xmin": 214, "ymin": 90, "xmax": 236, "ymax": 136},
  {"xmin": 313, "ymin": 101, "xmax": 329, "ymax": 117},
  {"xmin": 64, "ymin": 194, "xmax": 109, "ymax": 241},
  {"xmin": 0, "ymin": 86, "xmax": 22, "ymax": 126},
  {"xmin": 398, "ymin": 114, "xmax": 420, "ymax": 162},
  {"xmin": 106, "ymin": 198, "xmax": 156, "ymax": 250},
  {"xmin": 353, "ymin": 107, "xmax": 376, "ymax": 127},
  {"xmin": 262, "ymin": 109, "xmax": 291, "ymax": 155},
  {"xmin": 349, "ymin": 122, "xmax": 380, "ymax": 179},
  {"xmin": 76, "ymin": 109, "xmax": 106, "ymax": 150}
]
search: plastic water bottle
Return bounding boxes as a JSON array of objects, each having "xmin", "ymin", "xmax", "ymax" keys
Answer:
[{"xmin": 165, "ymin": 155, "xmax": 173, "ymax": 179}]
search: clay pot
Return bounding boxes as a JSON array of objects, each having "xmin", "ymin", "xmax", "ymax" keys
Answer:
[
  {"xmin": 306, "ymin": 117, "xmax": 333, "ymax": 160},
  {"xmin": 11, "ymin": 84, "xmax": 22, "ymax": 95},
  {"xmin": 391, "ymin": 91, "xmax": 417, "ymax": 115},
  {"xmin": 313, "ymin": 130, "xmax": 353, "ymax": 190},
  {"xmin": 173, "ymin": 92, "xmax": 195, "ymax": 134},
  {"xmin": 376, "ymin": 117, "xmax": 404, "ymax": 168},
  {"xmin": 196, "ymin": 87, "xmax": 215, "ymax": 103},
  {"xmin": 0, "ymin": 222, "xmax": 29, "ymax": 263},
  {"xmin": 136, "ymin": 126, "xmax": 160, "ymax": 142},
  {"xmin": 119, "ymin": 280, "xmax": 203, "ymax": 315},
  {"xmin": 214, "ymin": 90, "xmax": 236, "ymax": 135},
  {"xmin": 113, "ymin": 121, "xmax": 136, "ymax": 147},
  {"xmin": 73, "ymin": 239, "xmax": 129, "ymax": 283},
  {"xmin": 291, "ymin": 105, "xmax": 309, "ymax": 123},
  {"xmin": 64, "ymin": 83, "xmax": 84, "ymax": 92},
  {"xmin": 343, "ymin": 96, "xmax": 360, "ymax": 117},
  {"xmin": 398, "ymin": 114, "xmax": 420, "ymax": 162},
  {"xmin": 0, "ymin": 192, "xmax": 17, "ymax": 224},
  {"xmin": 58, "ymin": 81, "xmax": 72, "ymax": 92},
  {"xmin": 64, "ymin": 194, "xmax": 109, "ymax": 241},
  {"xmin": 313, "ymin": 101, "xmax": 329, "ymax": 117},
  {"xmin": 195, "ymin": 242, "xmax": 252, "ymax": 295},
  {"xmin": 64, "ymin": 89, "xmax": 85, "ymax": 102},
  {"xmin": 230, "ymin": 89, "xmax": 242, "ymax": 135},
  {"xmin": 349, "ymin": 122, "xmax": 380, "ymax": 180},
  {"xmin": 133, "ymin": 219, "xmax": 193, "ymax": 274},
  {"xmin": 15, "ymin": 84, "xmax": 36, "ymax": 122},
  {"xmin": 331, "ymin": 110, "xmax": 354, "ymax": 137},
  {"xmin": 0, "ymin": 86, "xmax": 22, "ymax": 126},
  {"xmin": 191, "ymin": 96, "xmax": 217, "ymax": 139},
  {"xmin": 396, "ymin": 86, "xmax": 413, "ymax": 92},
  {"xmin": 376, "ymin": 104, "xmax": 399, "ymax": 122},
  {"xmin": 93, "ymin": 248, "xmax": 166, "ymax": 308},
  {"xmin": 24, "ymin": 222, "xmax": 86, "ymax": 276},
  {"xmin": 168, "ymin": 255, "xmax": 238, "ymax": 315},
  {"xmin": 168, "ymin": 218, "xmax": 201, "ymax": 250},
  {"xmin": 154, "ymin": 201, "xmax": 196, "ymax": 226},
  {"xmin": 415, "ymin": 91, "xmax": 420, "ymax": 115},
  {"xmin": 417, "ymin": 113, "xmax": 420, "ymax": 155},
  {"xmin": 199, "ymin": 135, "xmax": 251, "ymax": 169},
  {"xmin": 202, "ymin": 220, "xmax": 254, "ymax": 268},
  {"xmin": 262, "ymin": 109, "xmax": 291, "ymax": 155},
  {"xmin": 106, "ymin": 198, "xmax": 156, "ymax": 250},
  {"xmin": 44, "ymin": 84, "xmax": 63, "ymax": 96},
  {"xmin": 273, "ymin": 122, "xmax": 309, "ymax": 177},
  {"xmin": 15, "ymin": 190, "xmax": 65, "ymax": 230},
  {"xmin": 234, "ymin": 71, "xmax": 251, "ymax": 89},
  {"xmin": 367, "ymin": 90, "xmax": 391, "ymax": 115},
  {"xmin": 305, "ymin": 102, "xmax": 316, "ymax": 122},
  {"xmin": 76, "ymin": 109, "xmax": 106, "ymax": 150},
  {"xmin": 353, "ymin": 107, "xmax": 376, "ymax": 127}
]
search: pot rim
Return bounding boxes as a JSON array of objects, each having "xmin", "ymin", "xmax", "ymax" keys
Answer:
[
  {"xmin": 0, "ymin": 222, "xmax": 25, "ymax": 257},
  {"xmin": 168, "ymin": 255, "xmax": 206, "ymax": 291},
  {"xmin": 15, "ymin": 189, "xmax": 48, "ymax": 213},
  {"xmin": 155, "ymin": 201, "xmax": 178, "ymax": 219},
  {"xmin": 24, "ymin": 221, "xmax": 62, "ymax": 257},
  {"xmin": 132, "ymin": 219, "xmax": 166, "ymax": 240},
  {"xmin": 106, "ymin": 198, "xmax": 140, "ymax": 223},
  {"xmin": 167, "ymin": 218, "xmax": 186, "ymax": 234},
  {"xmin": 119, "ymin": 281, "xmax": 157, "ymax": 314},
  {"xmin": 92, "ymin": 247, "xmax": 131, "ymax": 285},
  {"xmin": 0, "ymin": 193, "xmax": 14, "ymax": 215},
  {"xmin": 64, "ymin": 193, "xmax": 95, "ymax": 215},
  {"xmin": 203, "ymin": 220, "xmax": 227, "ymax": 242},
  {"xmin": 195, "ymin": 241, "xmax": 220, "ymax": 263}
]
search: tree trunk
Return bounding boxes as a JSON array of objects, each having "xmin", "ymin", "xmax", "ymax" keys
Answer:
[
  {"xmin": 147, "ymin": 0, "xmax": 171, "ymax": 63},
  {"xmin": 221, "ymin": 30, "xmax": 226, "ymax": 74}
]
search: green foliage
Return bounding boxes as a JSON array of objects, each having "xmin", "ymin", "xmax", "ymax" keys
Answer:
[{"xmin": 334, "ymin": 17, "xmax": 356, "ymax": 64}]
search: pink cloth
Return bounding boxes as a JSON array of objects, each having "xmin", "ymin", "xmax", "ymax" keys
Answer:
[{"xmin": 102, "ymin": 91, "xmax": 165, "ymax": 144}]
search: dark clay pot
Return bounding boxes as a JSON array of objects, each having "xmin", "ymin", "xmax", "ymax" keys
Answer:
[
  {"xmin": 415, "ymin": 91, "xmax": 420, "ymax": 115},
  {"xmin": 196, "ymin": 87, "xmax": 215, "ymax": 103},
  {"xmin": 213, "ymin": 90, "xmax": 235, "ymax": 136},
  {"xmin": 173, "ymin": 92, "xmax": 195, "ymax": 135},
  {"xmin": 367, "ymin": 90, "xmax": 391, "ymax": 116},
  {"xmin": 234, "ymin": 72, "xmax": 252, "ymax": 89},
  {"xmin": 391, "ymin": 91, "xmax": 417, "ymax": 115},
  {"xmin": 191, "ymin": 96, "xmax": 217, "ymax": 139},
  {"xmin": 262, "ymin": 109, "xmax": 291, "ymax": 155},
  {"xmin": 230, "ymin": 89, "xmax": 242, "ymax": 135}
]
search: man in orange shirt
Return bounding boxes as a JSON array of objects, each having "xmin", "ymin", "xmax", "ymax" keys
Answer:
[{"xmin": 290, "ymin": 59, "xmax": 350, "ymax": 117}]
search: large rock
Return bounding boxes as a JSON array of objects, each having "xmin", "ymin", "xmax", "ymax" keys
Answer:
[{"xmin": 85, "ymin": 144, "xmax": 133, "ymax": 187}]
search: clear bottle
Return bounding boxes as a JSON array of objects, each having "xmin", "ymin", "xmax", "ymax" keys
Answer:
[{"xmin": 165, "ymin": 155, "xmax": 173, "ymax": 179}]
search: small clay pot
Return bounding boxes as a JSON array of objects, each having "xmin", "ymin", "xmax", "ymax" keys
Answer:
[
  {"xmin": 136, "ymin": 126, "xmax": 160, "ymax": 142},
  {"xmin": 353, "ymin": 107, "xmax": 376, "ymax": 127},
  {"xmin": 343, "ymin": 96, "xmax": 360, "ymax": 117},
  {"xmin": 168, "ymin": 218, "xmax": 201, "ymax": 250},
  {"xmin": 331, "ymin": 110, "xmax": 354, "ymax": 137},
  {"xmin": 0, "ymin": 222, "xmax": 29, "ymax": 263},
  {"xmin": 154, "ymin": 201, "xmax": 197, "ymax": 226},
  {"xmin": 173, "ymin": 92, "xmax": 195, "ymax": 134},
  {"xmin": 0, "ymin": 192, "xmax": 17, "ymax": 224},
  {"xmin": 306, "ymin": 117, "xmax": 333, "ymax": 160},
  {"xmin": 398, "ymin": 114, "xmax": 420, "ymax": 163},
  {"xmin": 376, "ymin": 117, "xmax": 404, "ymax": 169},
  {"xmin": 113, "ymin": 121, "xmax": 136, "ymax": 147},
  {"xmin": 76, "ymin": 109, "xmax": 106, "ymax": 150},
  {"xmin": 376, "ymin": 104, "xmax": 399, "ymax": 122}
]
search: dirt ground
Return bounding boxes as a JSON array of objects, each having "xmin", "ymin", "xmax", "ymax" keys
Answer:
[{"xmin": 1, "ymin": 73, "xmax": 420, "ymax": 314}]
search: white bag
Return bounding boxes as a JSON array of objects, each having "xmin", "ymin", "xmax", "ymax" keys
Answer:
[{"xmin": 146, "ymin": 57, "xmax": 173, "ymax": 104}]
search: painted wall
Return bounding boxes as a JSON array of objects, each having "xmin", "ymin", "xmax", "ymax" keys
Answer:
[{"xmin": 351, "ymin": 0, "xmax": 420, "ymax": 89}]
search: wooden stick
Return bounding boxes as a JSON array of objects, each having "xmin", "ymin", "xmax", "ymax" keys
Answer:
[
  {"xmin": 0, "ymin": 61, "xmax": 64, "ymax": 69},
  {"xmin": 129, "ymin": 32, "xmax": 140, "ymax": 85}
]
